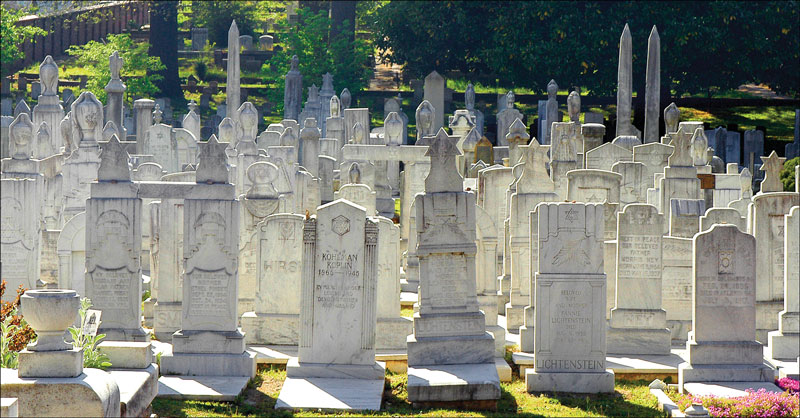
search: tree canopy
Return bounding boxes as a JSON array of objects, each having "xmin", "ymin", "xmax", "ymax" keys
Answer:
[{"xmin": 372, "ymin": 1, "xmax": 799, "ymax": 97}]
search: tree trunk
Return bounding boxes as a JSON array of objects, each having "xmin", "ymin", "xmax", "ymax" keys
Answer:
[
  {"xmin": 330, "ymin": 0, "xmax": 355, "ymax": 45},
  {"xmin": 148, "ymin": 0, "xmax": 182, "ymax": 102}
]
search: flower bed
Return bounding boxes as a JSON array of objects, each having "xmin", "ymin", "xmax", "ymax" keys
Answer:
[{"xmin": 667, "ymin": 382, "xmax": 799, "ymax": 418}]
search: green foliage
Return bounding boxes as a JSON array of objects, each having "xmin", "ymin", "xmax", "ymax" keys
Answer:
[
  {"xmin": 193, "ymin": 60, "xmax": 207, "ymax": 81},
  {"xmin": 66, "ymin": 33, "xmax": 165, "ymax": 103},
  {"xmin": 191, "ymin": 1, "xmax": 258, "ymax": 47},
  {"xmin": 260, "ymin": 7, "xmax": 373, "ymax": 114},
  {"xmin": 0, "ymin": 306, "xmax": 30, "ymax": 369},
  {"xmin": 68, "ymin": 298, "xmax": 111, "ymax": 370},
  {"xmin": 1, "ymin": 5, "xmax": 47, "ymax": 77},
  {"xmin": 374, "ymin": 1, "xmax": 800, "ymax": 97},
  {"xmin": 782, "ymin": 157, "xmax": 799, "ymax": 192}
]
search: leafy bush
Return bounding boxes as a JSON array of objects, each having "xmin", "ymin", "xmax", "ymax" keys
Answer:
[
  {"xmin": 68, "ymin": 298, "xmax": 111, "ymax": 370},
  {"xmin": 781, "ymin": 157, "xmax": 799, "ymax": 192},
  {"xmin": 192, "ymin": 1, "xmax": 258, "ymax": 47},
  {"xmin": 260, "ymin": 7, "xmax": 373, "ymax": 115},
  {"xmin": 0, "ymin": 280, "xmax": 37, "ymax": 356},
  {"xmin": 66, "ymin": 33, "xmax": 165, "ymax": 103},
  {"xmin": 0, "ymin": 5, "xmax": 48, "ymax": 77},
  {"xmin": 373, "ymin": 1, "xmax": 799, "ymax": 97},
  {"xmin": 193, "ymin": 60, "xmax": 208, "ymax": 81}
]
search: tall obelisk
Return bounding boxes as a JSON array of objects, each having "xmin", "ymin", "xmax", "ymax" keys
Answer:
[
  {"xmin": 616, "ymin": 24, "xmax": 632, "ymax": 137},
  {"xmin": 644, "ymin": 25, "xmax": 660, "ymax": 143}
]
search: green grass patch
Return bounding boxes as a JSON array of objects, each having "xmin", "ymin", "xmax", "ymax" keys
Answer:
[{"xmin": 152, "ymin": 367, "xmax": 661, "ymax": 417}]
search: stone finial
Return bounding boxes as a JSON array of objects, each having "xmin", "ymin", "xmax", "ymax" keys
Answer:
[
  {"xmin": 322, "ymin": 72, "xmax": 334, "ymax": 92},
  {"xmin": 307, "ymin": 84, "xmax": 319, "ymax": 102},
  {"xmin": 418, "ymin": 128, "xmax": 462, "ymax": 193},
  {"xmin": 14, "ymin": 99, "xmax": 30, "ymax": 117},
  {"xmin": 567, "ymin": 90, "xmax": 580, "ymax": 122},
  {"xmin": 73, "ymin": 91, "xmax": 103, "ymax": 146},
  {"xmin": 152, "ymin": 104, "xmax": 163, "ymax": 124},
  {"xmin": 385, "ymin": 112, "xmax": 403, "ymax": 142},
  {"xmin": 330, "ymin": 95, "xmax": 341, "ymax": 117},
  {"xmin": 462, "ymin": 127, "xmax": 481, "ymax": 152},
  {"xmin": 350, "ymin": 122, "xmax": 364, "ymax": 144},
  {"xmin": 506, "ymin": 118, "xmax": 529, "ymax": 144},
  {"xmin": 664, "ymin": 102, "xmax": 679, "ymax": 133},
  {"xmin": 547, "ymin": 79, "xmax": 558, "ymax": 98},
  {"xmin": 238, "ymin": 102, "xmax": 258, "ymax": 140},
  {"xmin": 196, "ymin": 134, "xmax": 229, "ymax": 184},
  {"xmin": 290, "ymin": 54, "xmax": 299, "ymax": 71},
  {"xmin": 740, "ymin": 167, "xmax": 753, "ymax": 195},
  {"xmin": 348, "ymin": 161, "xmax": 361, "ymax": 184},
  {"xmin": 300, "ymin": 118, "xmax": 320, "ymax": 144},
  {"xmin": 9, "ymin": 112, "xmax": 34, "ymax": 159},
  {"xmin": 280, "ymin": 126, "xmax": 296, "ymax": 146},
  {"xmin": 705, "ymin": 147, "xmax": 714, "ymax": 166},
  {"xmin": 109, "ymin": 51, "xmax": 124, "ymax": 81},
  {"xmin": 690, "ymin": 128, "xmax": 709, "ymax": 166},
  {"xmin": 506, "ymin": 90, "xmax": 515, "ymax": 108},
  {"xmin": 465, "ymin": 82, "xmax": 475, "ymax": 110},
  {"xmin": 760, "ymin": 150, "xmax": 786, "ymax": 193},
  {"xmin": 188, "ymin": 100, "xmax": 198, "ymax": 113},
  {"xmin": 98, "ymin": 134, "xmax": 131, "ymax": 182},
  {"xmin": 415, "ymin": 100, "xmax": 435, "ymax": 141},
  {"xmin": 60, "ymin": 113, "xmax": 74, "ymax": 153},
  {"xmin": 39, "ymin": 55, "xmax": 59, "ymax": 97},
  {"xmin": 37, "ymin": 122, "xmax": 50, "ymax": 147},
  {"xmin": 218, "ymin": 117, "xmax": 238, "ymax": 143},
  {"xmin": 668, "ymin": 125, "xmax": 694, "ymax": 167},
  {"xmin": 245, "ymin": 161, "xmax": 279, "ymax": 198},
  {"xmin": 340, "ymin": 88, "xmax": 351, "ymax": 109},
  {"xmin": 102, "ymin": 120, "xmax": 119, "ymax": 141},
  {"xmin": 518, "ymin": 139, "xmax": 555, "ymax": 194}
]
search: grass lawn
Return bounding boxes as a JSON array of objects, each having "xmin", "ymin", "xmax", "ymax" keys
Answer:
[{"xmin": 151, "ymin": 366, "xmax": 662, "ymax": 417}]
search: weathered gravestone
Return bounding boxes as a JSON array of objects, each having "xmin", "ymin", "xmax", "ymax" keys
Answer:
[
  {"xmin": 678, "ymin": 224, "xmax": 772, "ymax": 391},
  {"xmin": 405, "ymin": 129, "xmax": 500, "ymax": 405},
  {"xmin": 160, "ymin": 136, "xmax": 256, "ymax": 378},
  {"xmin": 607, "ymin": 204, "xmax": 670, "ymax": 354},
  {"xmin": 85, "ymin": 135, "xmax": 148, "ymax": 341},
  {"xmin": 241, "ymin": 213, "xmax": 304, "ymax": 345},
  {"xmin": 526, "ymin": 203, "xmax": 615, "ymax": 393},
  {"xmin": 767, "ymin": 206, "xmax": 799, "ymax": 360},
  {"xmin": 275, "ymin": 200, "xmax": 384, "ymax": 410}
]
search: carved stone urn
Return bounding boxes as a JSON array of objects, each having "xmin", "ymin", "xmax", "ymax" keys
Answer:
[{"xmin": 20, "ymin": 289, "xmax": 80, "ymax": 351}]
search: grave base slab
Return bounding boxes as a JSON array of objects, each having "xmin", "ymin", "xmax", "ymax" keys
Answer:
[
  {"xmin": 97, "ymin": 342, "xmax": 153, "ymax": 369},
  {"xmin": 525, "ymin": 369, "xmax": 616, "ymax": 394},
  {"xmin": 240, "ymin": 312, "xmax": 299, "ymax": 346},
  {"xmin": 766, "ymin": 331, "xmax": 800, "ymax": 360},
  {"xmin": 376, "ymin": 317, "xmax": 413, "ymax": 351},
  {"xmin": 157, "ymin": 375, "xmax": 250, "ymax": 401},
  {"xmin": 0, "ymin": 368, "xmax": 120, "ymax": 417},
  {"xmin": 153, "ymin": 302, "xmax": 182, "ymax": 342},
  {"xmin": 504, "ymin": 305, "xmax": 524, "ymax": 334},
  {"xmin": 108, "ymin": 364, "xmax": 159, "ymax": 417},
  {"xmin": 103, "ymin": 327, "xmax": 150, "ymax": 343},
  {"xmin": 682, "ymin": 382, "xmax": 783, "ymax": 398},
  {"xmin": 519, "ymin": 325, "xmax": 534, "ymax": 352},
  {"xmin": 18, "ymin": 348, "xmax": 82, "ymax": 378},
  {"xmin": 171, "ymin": 329, "xmax": 246, "ymax": 354},
  {"xmin": 607, "ymin": 327, "xmax": 671, "ymax": 355},
  {"xmin": 407, "ymin": 333, "xmax": 494, "ymax": 365},
  {"xmin": 400, "ymin": 279, "xmax": 419, "ymax": 293},
  {"xmin": 407, "ymin": 363, "xmax": 501, "ymax": 403},
  {"xmin": 275, "ymin": 377, "xmax": 384, "ymax": 411},
  {"xmin": 160, "ymin": 351, "xmax": 256, "ymax": 377},
  {"xmin": 678, "ymin": 363, "xmax": 774, "ymax": 391},
  {"xmin": 285, "ymin": 358, "xmax": 386, "ymax": 380}
]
